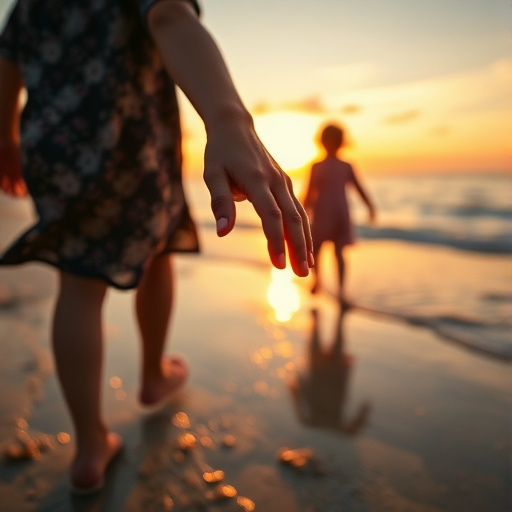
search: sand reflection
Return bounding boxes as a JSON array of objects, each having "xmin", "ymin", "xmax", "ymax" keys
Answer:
[
  {"xmin": 288, "ymin": 307, "xmax": 371, "ymax": 435},
  {"xmin": 266, "ymin": 268, "xmax": 301, "ymax": 322}
]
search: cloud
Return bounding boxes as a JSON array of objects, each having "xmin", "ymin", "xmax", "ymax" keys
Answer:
[
  {"xmin": 316, "ymin": 62, "xmax": 380, "ymax": 90},
  {"xmin": 252, "ymin": 95, "xmax": 327, "ymax": 115},
  {"xmin": 430, "ymin": 125, "xmax": 451, "ymax": 137},
  {"xmin": 383, "ymin": 109, "xmax": 421, "ymax": 125},
  {"xmin": 327, "ymin": 58, "xmax": 512, "ymax": 118},
  {"xmin": 285, "ymin": 96, "xmax": 326, "ymax": 113},
  {"xmin": 252, "ymin": 97, "xmax": 364, "ymax": 118},
  {"xmin": 252, "ymin": 57, "xmax": 512, "ymax": 136},
  {"xmin": 252, "ymin": 101, "xmax": 272, "ymax": 115},
  {"xmin": 340, "ymin": 103, "xmax": 362, "ymax": 115}
]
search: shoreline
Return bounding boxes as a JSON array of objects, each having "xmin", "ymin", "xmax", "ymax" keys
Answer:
[{"xmin": 0, "ymin": 256, "xmax": 510, "ymax": 511}]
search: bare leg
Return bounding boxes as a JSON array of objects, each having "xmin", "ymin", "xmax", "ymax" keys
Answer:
[
  {"xmin": 136, "ymin": 254, "xmax": 188, "ymax": 407},
  {"xmin": 310, "ymin": 243, "xmax": 321, "ymax": 294},
  {"xmin": 52, "ymin": 272, "xmax": 122, "ymax": 490},
  {"xmin": 334, "ymin": 245, "xmax": 348, "ymax": 306}
]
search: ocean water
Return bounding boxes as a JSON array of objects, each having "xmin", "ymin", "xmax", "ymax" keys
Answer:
[
  {"xmin": 1, "ymin": 172, "xmax": 511, "ymax": 362},
  {"xmin": 353, "ymin": 173, "xmax": 512, "ymax": 255},
  {"xmin": 184, "ymin": 171, "xmax": 512, "ymax": 362}
]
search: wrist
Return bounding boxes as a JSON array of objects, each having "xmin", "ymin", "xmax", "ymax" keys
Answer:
[{"xmin": 204, "ymin": 102, "xmax": 253, "ymax": 135}]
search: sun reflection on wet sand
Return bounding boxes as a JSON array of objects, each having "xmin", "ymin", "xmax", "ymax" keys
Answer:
[{"xmin": 266, "ymin": 268, "xmax": 301, "ymax": 322}]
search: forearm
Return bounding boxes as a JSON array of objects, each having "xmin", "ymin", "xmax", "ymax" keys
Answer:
[
  {"xmin": 359, "ymin": 188, "xmax": 374, "ymax": 210},
  {"xmin": 351, "ymin": 175, "xmax": 374, "ymax": 210},
  {"xmin": 146, "ymin": 0, "xmax": 313, "ymax": 276},
  {"xmin": 0, "ymin": 56, "xmax": 23, "ymax": 143},
  {"xmin": 147, "ymin": 0, "xmax": 252, "ymax": 132}
]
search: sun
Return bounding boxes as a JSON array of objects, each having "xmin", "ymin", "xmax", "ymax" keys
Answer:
[{"xmin": 253, "ymin": 111, "xmax": 320, "ymax": 172}]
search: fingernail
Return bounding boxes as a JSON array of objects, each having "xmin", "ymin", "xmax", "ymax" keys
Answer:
[
  {"xmin": 300, "ymin": 260, "xmax": 309, "ymax": 276},
  {"xmin": 308, "ymin": 251, "xmax": 315, "ymax": 268},
  {"xmin": 277, "ymin": 253, "xmax": 286, "ymax": 268},
  {"xmin": 216, "ymin": 217, "xmax": 228, "ymax": 232}
]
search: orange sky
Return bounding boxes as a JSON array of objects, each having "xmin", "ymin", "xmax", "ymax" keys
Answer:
[
  {"xmin": 179, "ymin": 56, "xmax": 512, "ymax": 178},
  {"xmin": 177, "ymin": 1, "xmax": 511, "ymax": 178},
  {"xmin": 0, "ymin": 0, "xmax": 508, "ymax": 177}
]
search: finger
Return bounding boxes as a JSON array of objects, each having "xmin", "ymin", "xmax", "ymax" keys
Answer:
[
  {"xmin": 248, "ymin": 184, "xmax": 287, "ymax": 270},
  {"xmin": 281, "ymin": 172, "xmax": 313, "ymax": 262},
  {"xmin": 290, "ymin": 191, "xmax": 314, "ymax": 267},
  {"xmin": 203, "ymin": 167, "xmax": 236, "ymax": 237},
  {"xmin": 261, "ymin": 147, "xmax": 313, "ymax": 272},
  {"xmin": 271, "ymin": 179, "xmax": 310, "ymax": 277}
]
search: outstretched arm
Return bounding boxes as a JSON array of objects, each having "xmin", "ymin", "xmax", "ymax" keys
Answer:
[
  {"xmin": 351, "ymin": 168, "xmax": 376, "ymax": 224},
  {"xmin": 0, "ymin": 55, "xmax": 26, "ymax": 197},
  {"xmin": 146, "ymin": 0, "xmax": 313, "ymax": 276}
]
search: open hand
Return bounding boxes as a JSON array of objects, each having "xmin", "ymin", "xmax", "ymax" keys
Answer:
[{"xmin": 203, "ymin": 121, "xmax": 313, "ymax": 277}]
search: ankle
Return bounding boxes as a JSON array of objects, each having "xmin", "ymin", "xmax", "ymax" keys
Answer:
[
  {"xmin": 141, "ymin": 367, "xmax": 164, "ymax": 387},
  {"xmin": 75, "ymin": 424, "xmax": 109, "ymax": 451}
]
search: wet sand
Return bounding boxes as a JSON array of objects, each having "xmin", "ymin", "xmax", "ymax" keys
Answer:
[{"xmin": 0, "ymin": 249, "xmax": 510, "ymax": 512}]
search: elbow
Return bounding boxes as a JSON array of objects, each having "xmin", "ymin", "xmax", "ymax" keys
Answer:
[{"xmin": 147, "ymin": 0, "xmax": 196, "ymax": 34}]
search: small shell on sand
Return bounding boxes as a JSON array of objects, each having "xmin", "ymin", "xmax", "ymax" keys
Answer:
[
  {"xmin": 277, "ymin": 447, "xmax": 314, "ymax": 470},
  {"xmin": 206, "ymin": 484, "xmax": 237, "ymax": 501},
  {"xmin": 202, "ymin": 470, "xmax": 225, "ymax": 483},
  {"xmin": 57, "ymin": 432, "xmax": 71, "ymax": 444},
  {"xmin": 162, "ymin": 495, "xmax": 174, "ymax": 510},
  {"xmin": 109, "ymin": 376, "xmax": 123, "ymax": 389},
  {"xmin": 4, "ymin": 432, "xmax": 55, "ymax": 461},
  {"xmin": 172, "ymin": 412, "xmax": 191, "ymax": 429},
  {"xmin": 175, "ymin": 433, "xmax": 196, "ymax": 451},
  {"xmin": 199, "ymin": 435, "xmax": 215, "ymax": 448},
  {"xmin": 15, "ymin": 417, "xmax": 28, "ymax": 430},
  {"xmin": 236, "ymin": 496, "xmax": 256, "ymax": 511},
  {"xmin": 221, "ymin": 434, "xmax": 236, "ymax": 448}
]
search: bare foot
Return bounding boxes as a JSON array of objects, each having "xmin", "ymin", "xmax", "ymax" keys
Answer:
[
  {"xmin": 139, "ymin": 355, "xmax": 189, "ymax": 407},
  {"xmin": 71, "ymin": 431, "xmax": 123, "ymax": 493}
]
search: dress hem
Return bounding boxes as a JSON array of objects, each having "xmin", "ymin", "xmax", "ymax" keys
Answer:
[{"xmin": 0, "ymin": 248, "xmax": 200, "ymax": 291}]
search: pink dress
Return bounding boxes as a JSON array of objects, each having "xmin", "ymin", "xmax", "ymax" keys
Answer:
[{"xmin": 308, "ymin": 157, "xmax": 355, "ymax": 249}]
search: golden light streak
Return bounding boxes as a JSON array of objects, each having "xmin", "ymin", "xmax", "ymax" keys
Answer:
[{"xmin": 266, "ymin": 267, "xmax": 301, "ymax": 322}]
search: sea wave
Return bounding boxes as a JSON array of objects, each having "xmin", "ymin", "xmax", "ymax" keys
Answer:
[
  {"xmin": 437, "ymin": 204, "xmax": 512, "ymax": 220},
  {"xmin": 356, "ymin": 225, "xmax": 512, "ymax": 255},
  {"xmin": 328, "ymin": 298, "xmax": 512, "ymax": 363},
  {"xmin": 199, "ymin": 220, "xmax": 512, "ymax": 255}
]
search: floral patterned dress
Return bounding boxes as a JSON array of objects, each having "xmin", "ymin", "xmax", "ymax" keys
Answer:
[{"xmin": 0, "ymin": 0, "xmax": 200, "ymax": 289}]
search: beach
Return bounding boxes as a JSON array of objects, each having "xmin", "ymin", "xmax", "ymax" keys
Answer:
[
  {"xmin": 0, "ymin": 177, "xmax": 511, "ymax": 512},
  {"xmin": 0, "ymin": 0, "xmax": 509, "ymax": 505}
]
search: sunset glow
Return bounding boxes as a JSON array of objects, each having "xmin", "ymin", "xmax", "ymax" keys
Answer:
[
  {"xmin": 254, "ymin": 111, "xmax": 320, "ymax": 172},
  {"xmin": 266, "ymin": 268, "xmax": 301, "ymax": 323},
  {"xmin": 175, "ymin": 1, "xmax": 511, "ymax": 177},
  {"xmin": 180, "ymin": 53, "xmax": 511, "ymax": 176}
]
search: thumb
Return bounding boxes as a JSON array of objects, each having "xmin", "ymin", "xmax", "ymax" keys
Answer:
[{"xmin": 204, "ymin": 168, "xmax": 236, "ymax": 237}]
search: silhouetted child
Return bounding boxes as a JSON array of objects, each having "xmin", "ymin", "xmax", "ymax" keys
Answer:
[
  {"xmin": 303, "ymin": 123, "xmax": 375, "ymax": 305},
  {"xmin": 0, "ymin": 0, "xmax": 313, "ymax": 493}
]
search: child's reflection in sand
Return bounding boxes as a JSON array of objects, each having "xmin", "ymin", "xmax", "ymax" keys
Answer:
[{"xmin": 289, "ymin": 307, "xmax": 371, "ymax": 436}]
